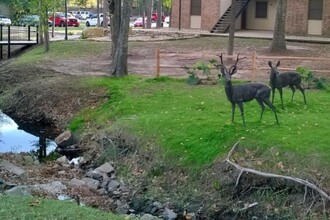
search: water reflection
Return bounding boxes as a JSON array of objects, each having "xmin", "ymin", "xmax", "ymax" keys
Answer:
[{"xmin": 0, "ymin": 112, "xmax": 56, "ymax": 157}]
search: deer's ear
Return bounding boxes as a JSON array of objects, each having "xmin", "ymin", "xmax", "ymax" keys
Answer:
[
  {"xmin": 276, "ymin": 61, "xmax": 280, "ymax": 67},
  {"xmin": 268, "ymin": 61, "xmax": 272, "ymax": 67}
]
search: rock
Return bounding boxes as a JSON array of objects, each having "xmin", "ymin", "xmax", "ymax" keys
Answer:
[
  {"xmin": 185, "ymin": 212, "xmax": 196, "ymax": 220},
  {"xmin": 68, "ymin": 178, "xmax": 85, "ymax": 187},
  {"xmin": 95, "ymin": 162, "xmax": 115, "ymax": 174},
  {"xmin": 140, "ymin": 213, "xmax": 161, "ymax": 220},
  {"xmin": 115, "ymin": 200, "xmax": 130, "ymax": 214},
  {"xmin": 0, "ymin": 159, "xmax": 26, "ymax": 177},
  {"xmin": 107, "ymin": 180, "xmax": 120, "ymax": 192},
  {"xmin": 163, "ymin": 208, "xmax": 178, "ymax": 220},
  {"xmin": 5, "ymin": 186, "xmax": 32, "ymax": 196},
  {"xmin": 34, "ymin": 181, "xmax": 67, "ymax": 195},
  {"xmin": 81, "ymin": 177, "xmax": 100, "ymax": 190},
  {"xmin": 81, "ymin": 27, "xmax": 108, "ymax": 39},
  {"xmin": 58, "ymin": 170, "xmax": 67, "ymax": 175},
  {"xmin": 86, "ymin": 170, "xmax": 103, "ymax": 180},
  {"xmin": 55, "ymin": 130, "xmax": 77, "ymax": 148},
  {"xmin": 23, "ymin": 155, "xmax": 35, "ymax": 165},
  {"xmin": 56, "ymin": 156, "xmax": 69, "ymax": 164}
]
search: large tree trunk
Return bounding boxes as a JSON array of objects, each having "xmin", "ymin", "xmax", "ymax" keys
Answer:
[
  {"xmin": 228, "ymin": 0, "xmax": 236, "ymax": 57},
  {"xmin": 145, "ymin": 0, "xmax": 153, "ymax": 29},
  {"xmin": 271, "ymin": 0, "xmax": 287, "ymax": 52},
  {"xmin": 110, "ymin": 0, "xmax": 131, "ymax": 77},
  {"xmin": 103, "ymin": 0, "xmax": 109, "ymax": 28}
]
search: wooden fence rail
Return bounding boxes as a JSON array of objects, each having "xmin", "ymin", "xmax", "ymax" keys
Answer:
[{"xmin": 154, "ymin": 49, "xmax": 330, "ymax": 80}]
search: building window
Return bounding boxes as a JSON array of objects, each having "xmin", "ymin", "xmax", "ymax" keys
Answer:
[
  {"xmin": 191, "ymin": 0, "xmax": 201, "ymax": 16},
  {"xmin": 255, "ymin": 1, "xmax": 267, "ymax": 18},
  {"xmin": 308, "ymin": 0, "xmax": 323, "ymax": 20}
]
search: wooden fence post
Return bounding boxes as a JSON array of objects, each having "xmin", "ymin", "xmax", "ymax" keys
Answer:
[
  {"xmin": 252, "ymin": 51, "xmax": 256, "ymax": 81},
  {"xmin": 155, "ymin": 48, "xmax": 160, "ymax": 77}
]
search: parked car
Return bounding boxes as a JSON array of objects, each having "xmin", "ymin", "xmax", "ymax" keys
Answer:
[
  {"xmin": 133, "ymin": 17, "xmax": 146, "ymax": 27},
  {"xmin": 85, "ymin": 13, "xmax": 110, "ymax": 27},
  {"xmin": 18, "ymin": 15, "xmax": 53, "ymax": 27},
  {"xmin": 0, "ymin": 15, "xmax": 12, "ymax": 25},
  {"xmin": 76, "ymin": 11, "xmax": 94, "ymax": 20},
  {"xmin": 163, "ymin": 16, "xmax": 170, "ymax": 28},
  {"xmin": 48, "ymin": 12, "xmax": 80, "ymax": 27},
  {"xmin": 151, "ymin": 13, "xmax": 166, "ymax": 23}
]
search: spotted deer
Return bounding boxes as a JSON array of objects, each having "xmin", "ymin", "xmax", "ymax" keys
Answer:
[
  {"xmin": 216, "ymin": 54, "xmax": 279, "ymax": 126},
  {"xmin": 268, "ymin": 61, "xmax": 307, "ymax": 108}
]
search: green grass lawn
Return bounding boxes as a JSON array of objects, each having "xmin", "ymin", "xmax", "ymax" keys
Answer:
[
  {"xmin": 70, "ymin": 75, "xmax": 330, "ymax": 172},
  {"xmin": 0, "ymin": 195, "xmax": 125, "ymax": 220}
]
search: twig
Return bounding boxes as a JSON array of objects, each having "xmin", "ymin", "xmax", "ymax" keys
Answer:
[
  {"xmin": 239, "ymin": 202, "xmax": 258, "ymax": 211},
  {"xmin": 224, "ymin": 141, "xmax": 330, "ymax": 202}
]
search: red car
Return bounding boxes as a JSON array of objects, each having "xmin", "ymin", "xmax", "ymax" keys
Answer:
[
  {"xmin": 49, "ymin": 12, "xmax": 80, "ymax": 27},
  {"xmin": 152, "ymin": 13, "xmax": 165, "ymax": 22}
]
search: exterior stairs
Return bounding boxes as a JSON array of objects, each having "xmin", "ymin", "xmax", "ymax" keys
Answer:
[{"xmin": 211, "ymin": 0, "xmax": 251, "ymax": 33}]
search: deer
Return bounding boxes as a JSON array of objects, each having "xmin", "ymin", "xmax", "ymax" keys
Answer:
[
  {"xmin": 216, "ymin": 54, "xmax": 279, "ymax": 126},
  {"xmin": 268, "ymin": 61, "xmax": 307, "ymax": 109}
]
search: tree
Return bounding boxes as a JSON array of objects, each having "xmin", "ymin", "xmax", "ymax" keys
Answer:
[
  {"xmin": 271, "ymin": 0, "xmax": 287, "ymax": 52},
  {"xmin": 109, "ymin": 0, "xmax": 131, "ymax": 77}
]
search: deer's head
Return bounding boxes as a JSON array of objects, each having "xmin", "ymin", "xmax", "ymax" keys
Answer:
[
  {"xmin": 215, "ymin": 54, "xmax": 244, "ymax": 80},
  {"xmin": 268, "ymin": 61, "xmax": 281, "ymax": 76}
]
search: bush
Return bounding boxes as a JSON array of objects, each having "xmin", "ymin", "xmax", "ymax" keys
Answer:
[{"xmin": 296, "ymin": 66, "xmax": 329, "ymax": 91}]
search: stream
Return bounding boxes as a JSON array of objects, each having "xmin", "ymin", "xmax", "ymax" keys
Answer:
[{"xmin": 0, "ymin": 112, "xmax": 56, "ymax": 155}]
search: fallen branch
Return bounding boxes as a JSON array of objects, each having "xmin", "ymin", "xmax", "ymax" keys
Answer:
[{"xmin": 224, "ymin": 141, "xmax": 330, "ymax": 202}]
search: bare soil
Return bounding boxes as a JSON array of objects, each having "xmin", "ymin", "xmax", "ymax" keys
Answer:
[{"xmin": 1, "ymin": 30, "xmax": 330, "ymax": 218}]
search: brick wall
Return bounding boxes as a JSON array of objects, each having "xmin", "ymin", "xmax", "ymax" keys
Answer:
[
  {"xmin": 286, "ymin": 0, "xmax": 308, "ymax": 35},
  {"xmin": 323, "ymin": 0, "xmax": 330, "ymax": 36},
  {"xmin": 201, "ymin": 0, "xmax": 220, "ymax": 30},
  {"xmin": 171, "ymin": 0, "xmax": 191, "ymax": 29}
]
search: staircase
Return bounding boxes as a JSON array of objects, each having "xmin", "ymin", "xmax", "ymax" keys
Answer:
[{"xmin": 211, "ymin": 0, "xmax": 251, "ymax": 33}]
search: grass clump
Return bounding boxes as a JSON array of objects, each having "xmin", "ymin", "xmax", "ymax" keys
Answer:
[{"xmin": 0, "ymin": 195, "xmax": 126, "ymax": 220}]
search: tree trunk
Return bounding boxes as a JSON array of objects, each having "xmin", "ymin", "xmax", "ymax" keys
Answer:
[
  {"xmin": 97, "ymin": 0, "xmax": 100, "ymax": 26},
  {"xmin": 145, "ymin": 0, "xmax": 153, "ymax": 29},
  {"xmin": 156, "ymin": 0, "xmax": 162, "ymax": 28},
  {"xmin": 110, "ymin": 0, "xmax": 131, "ymax": 77},
  {"xmin": 103, "ymin": 0, "xmax": 109, "ymax": 28},
  {"xmin": 228, "ymin": 0, "xmax": 236, "ymax": 57},
  {"xmin": 271, "ymin": 0, "xmax": 287, "ymax": 52}
]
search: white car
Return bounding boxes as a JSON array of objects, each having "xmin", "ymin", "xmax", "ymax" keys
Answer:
[
  {"xmin": 85, "ymin": 13, "xmax": 109, "ymax": 27},
  {"xmin": 163, "ymin": 16, "xmax": 170, "ymax": 28},
  {"xmin": 0, "ymin": 15, "xmax": 12, "ymax": 25}
]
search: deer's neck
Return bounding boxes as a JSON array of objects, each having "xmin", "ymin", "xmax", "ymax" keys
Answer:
[
  {"xmin": 224, "ymin": 79, "xmax": 234, "ymax": 102},
  {"xmin": 270, "ymin": 73, "xmax": 277, "ymax": 87}
]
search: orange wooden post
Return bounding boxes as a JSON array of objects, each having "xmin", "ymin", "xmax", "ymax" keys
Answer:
[
  {"xmin": 252, "ymin": 51, "xmax": 257, "ymax": 81},
  {"xmin": 155, "ymin": 48, "xmax": 160, "ymax": 77}
]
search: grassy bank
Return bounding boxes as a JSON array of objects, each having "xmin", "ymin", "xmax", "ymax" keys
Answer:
[
  {"xmin": 70, "ymin": 75, "xmax": 330, "ymax": 173},
  {"xmin": 0, "ymin": 195, "xmax": 125, "ymax": 220}
]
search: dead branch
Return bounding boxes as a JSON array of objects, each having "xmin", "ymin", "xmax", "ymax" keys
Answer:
[{"xmin": 224, "ymin": 141, "xmax": 330, "ymax": 202}]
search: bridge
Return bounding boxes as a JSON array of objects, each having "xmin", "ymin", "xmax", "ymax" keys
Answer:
[{"xmin": 0, "ymin": 25, "xmax": 39, "ymax": 59}]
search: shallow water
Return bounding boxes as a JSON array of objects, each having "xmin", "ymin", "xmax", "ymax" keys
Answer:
[{"xmin": 0, "ymin": 112, "xmax": 56, "ymax": 154}]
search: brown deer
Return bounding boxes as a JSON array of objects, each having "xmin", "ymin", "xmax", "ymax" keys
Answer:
[
  {"xmin": 216, "ymin": 54, "xmax": 279, "ymax": 126},
  {"xmin": 268, "ymin": 61, "xmax": 307, "ymax": 109}
]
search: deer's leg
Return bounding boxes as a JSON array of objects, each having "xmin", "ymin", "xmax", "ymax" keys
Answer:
[
  {"xmin": 231, "ymin": 103, "xmax": 236, "ymax": 123},
  {"xmin": 237, "ymin": 102, "xmax": 245, "ymax": 126},
  {"xmin": 295, "ymin": 84, "xmax": 307, "ymax": 105},
  {"xmin": 263, "ymin": 99, "xmax": 279, "ymax": 125},
  {"xmin": 255, "ymin": 98, "xmax": 265, "ymax": 122},
  {"xmin": 289, "ymin": 84, "xmax": 296, "ymax": 102},
  {"xmin": 278, "ymin": 88, "xmax": 284, "ymax": 109},
  {"xmin": 271, "ymin": 87, "xmax": 276, "ymax": 104}
]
